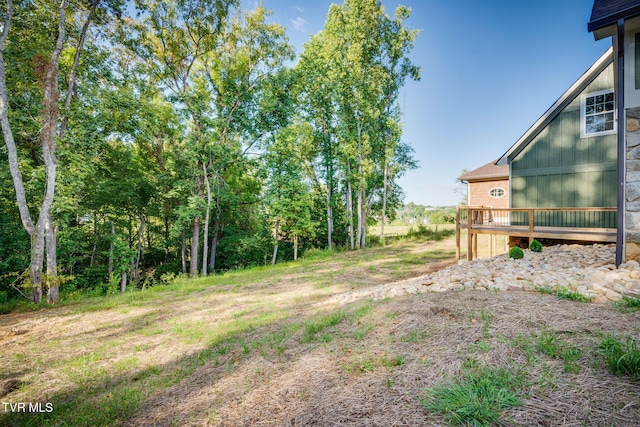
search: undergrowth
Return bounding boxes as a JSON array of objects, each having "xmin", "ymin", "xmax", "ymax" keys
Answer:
[{"xmin": 422, "ymin": 366, "xmax": 523, "ymax": 426}]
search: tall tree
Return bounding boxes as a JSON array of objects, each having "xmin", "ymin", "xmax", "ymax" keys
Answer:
[{"xmin": 297, "ymin": 0, "xmax": 420, "ymax": 250}]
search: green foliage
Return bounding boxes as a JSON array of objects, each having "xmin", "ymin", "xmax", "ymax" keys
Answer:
[
  {"xmin": 613, "ymin": 295, "xmax": 640, "ymax": 313},
  {"xmin": 529, "ymin": 239, "xmax": 543, "ymax": 252},
  {"xmin": 555, "ymin": 287, "xmax": 594, "ymax": 303},
  {"xmin": 405, "ymin": 225, "xmax": 455, "ymax": 241},
  {"xmin": 535, "ymin": 286, "xmax": 595, "ymax": 303},
  {"xmin": 598, "ymin": 335, "xmax": 640, "ymax": 377},
  {"xmin": 509, "ymin": 247, "xmax": 524, "ymax": 259},
  {"xmin": 429, "ymin": 210, "xmax": 456, "ymax": 224},
  {"xmin": 422, "ymin": 366, "xmax": 523, "ymax": 426},
  {"xmin": 534, "ymin": 331, "xmax": 583, "ymax": 373}
]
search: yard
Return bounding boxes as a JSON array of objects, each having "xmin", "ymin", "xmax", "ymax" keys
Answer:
[{"xmin": 1, "ymin": 235, "xmax": 639, "ymax": 426}]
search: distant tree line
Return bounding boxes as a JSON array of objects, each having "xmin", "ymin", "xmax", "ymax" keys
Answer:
[
  {"xmin": 393, "ymin": 203, "xmax": 456, "ymax": 225},
  {"xmin": 0, "ymin": 0, "xmax": 420, "ymax": 304}
]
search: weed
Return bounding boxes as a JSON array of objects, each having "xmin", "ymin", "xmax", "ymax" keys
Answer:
[
  {"xmin": 613, "ymin": 295, "xmax": 640, "ymax": 313},
  {"xmin": 381, "ymin": 354, "xmax": 406, "ymax": 368},
  {"xmin": 555, "ymin": 287, "xmax": 594, "ymax": 303},
  {"xmin": 535, "ymin": 286, "xmax": 594, "ymax": 303},
  {"xmin": 598, "ymin": 335, "xmax": 640, "ymax": 377},
  {"xmin": 534, "ymin": 331, "xmax": 583, "ymax": 373},
  {"xmin": 300, "ymin": 311, "xmax": 347, "ymax": 343},
  {"xmin": 422, "ymin": 366, "xmax": 523, "ymax": 426},
  {"xmin": 402, "ymin": 329, "xmax": 429, "ymax": 343}
]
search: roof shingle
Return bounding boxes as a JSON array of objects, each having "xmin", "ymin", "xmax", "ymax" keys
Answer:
[
  {"xmin": 458, "ymin": 160, "xmax": 508, "ymax": 182},
  {"xmin": 588, "ymin": 0, "xmax": 640, "ymax": 32}
]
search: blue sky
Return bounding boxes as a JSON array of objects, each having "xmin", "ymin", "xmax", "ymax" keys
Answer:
[{"xmin": 255, "ymin": 0, "xmax": 612, "ymax": 206}]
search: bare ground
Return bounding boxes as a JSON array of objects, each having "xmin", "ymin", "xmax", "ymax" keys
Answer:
[{"xmin": 1, "ymin": 238, "xmax": 639, "ymax": 426}]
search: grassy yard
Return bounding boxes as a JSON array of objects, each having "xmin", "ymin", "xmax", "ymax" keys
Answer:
[{"xmin": 1, "ymin": 235, "xmax": 639, "ymax": 426}]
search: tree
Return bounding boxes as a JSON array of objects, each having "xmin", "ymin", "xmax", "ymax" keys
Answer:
[
  {"xmin": 266, "ymin": 123, "xmax": 317, "ymax": 262},
  {"xmin": 297, "ymin": 0, "xmax": 420, "ymax": 250}
]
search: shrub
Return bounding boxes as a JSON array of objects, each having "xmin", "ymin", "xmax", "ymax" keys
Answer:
[
  {"xmin": 529, "ymin": 239, "xmax": 543, "ymax": 252},
  {"xmin": 509, "ymin": 246, "xmax": 524, "ymax": 259}
]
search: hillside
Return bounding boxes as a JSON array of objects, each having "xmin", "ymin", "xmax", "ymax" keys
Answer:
[{"xmin": 1, "ymin": 236, "xmax": 639, "ymax": 426}]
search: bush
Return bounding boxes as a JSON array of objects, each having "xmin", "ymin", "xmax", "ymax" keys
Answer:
[
  {"xmin": 529, "ymin": 239, "xmax": 543, "ymax": 252},
  {"xmin": 509, "ymin": 246, "xmax": 524, "ymax": 259}
]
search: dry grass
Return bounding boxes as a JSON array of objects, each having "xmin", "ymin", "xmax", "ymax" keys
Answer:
[{"xmin": 1, "ymin": 237, "xmax": 640, "ymax": 426}]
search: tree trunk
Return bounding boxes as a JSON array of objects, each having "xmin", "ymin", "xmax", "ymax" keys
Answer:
[
  {"xmin": 120, "ymin": 271, "xmax": 127, "ymax": 292},
  {"xmin": 202, "ymin": 163, "xmax": 212, "ymax": 276},
  {"xmin": 133, "ymin": 216, "xmax": 145, "ymax": 282},
  {"xmin": 108, "ymin": 221, "xmax": 114, "ymax": 277},
  {"xmin": 326, "ymin": 184, "xmax": 333, "ymax": 250},
  {"xmin": 46, "ymin": 213, "xmax": 59, "ymax": 304},
  {"xmin": 346, "ymin": 175, "xmax": 354, "ymax": 250},
  {"xmin": 209, "ymin": 217, "xmax": 220, "ymax": 272},
  {"xmin": 380, "ymin": 159, "xmax": 388, "ymax": 241},
  {"xmin": 293, "ymin": 234, "xmax": 298, "ymax": 260},
  {"xmin": 272, "ymin": 220, "xmax": 279, "ymax": 265},
  {"xmin": 29, "ymin": 228, "xmax": 44, "ymax": 303},
  {"xmin": 360, "ymin": 192, "xmax": 367, "ymax": 248},
  {"xmin": 59, "ymin": 0, "xmax": 100, "ymax": 138},
  {"xmin": 355, "ymin": 110, "xmax": 363, "ymax": 250},
  {"xmin": 90, "ymin": 216, "xmax": 99, "ymax": 267},
  {"xmin": 0, "ymin": 0, "xmax": 67, "ymax": 304},
  {"xmin": 190, "ymin": 217, "xmax": 200, "ymax": 277},
  {"xmin": 35, "ymin": 0, "xmax": 66, "ymax": 303},
  {"xmin": 181, "ymin": 227, "xmax": 187, "ymax": 274},
  {"xmin": 190, "ymin": 173, "xmax": 204, "ymax": 277}
]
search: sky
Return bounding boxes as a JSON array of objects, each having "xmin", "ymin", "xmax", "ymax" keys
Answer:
[{"xmin": 251, "ymin": 0, "xmax": 612, "ymax": 206}]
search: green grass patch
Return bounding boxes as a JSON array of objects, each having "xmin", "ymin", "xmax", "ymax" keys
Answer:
[
  {"xmin": 535, "ymin": 286, "xmax": 594, "ymax": 303},
  {"xmin": 613, "ymin": 295, "xmax": 640, "ymax": 313},
  {"xmin": 422, "ymin": 366, "xmax": 523, "ymax": 426},
  {"xmin": 512, "ymin": 331, "xmax": 583, "ymax": 374},
  {"xmin": 598, "ymin": 335, "xmax": 640, "ymax": 377}
]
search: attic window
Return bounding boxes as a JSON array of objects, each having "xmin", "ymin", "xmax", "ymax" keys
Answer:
[
  {"xmin": 581, "ymin": 89, "xmax": 615, "ymax": 137},
  {"xmin": 489, "ymin": 188, "xmax": 505, "ymax": 198}
]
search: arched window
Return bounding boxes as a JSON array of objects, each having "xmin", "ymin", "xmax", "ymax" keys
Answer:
[{"xmin": 489, "ymin": 187, "xmax": 505, "ymax": 198}]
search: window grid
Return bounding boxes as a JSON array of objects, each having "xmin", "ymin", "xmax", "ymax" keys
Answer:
[
  {"xmin": 583, "ymin": 90, "xmax": 615, "ymax": 135},
  {"xmin": 489, "ymin": 188, "xmax": 505, "ymax": 198}
]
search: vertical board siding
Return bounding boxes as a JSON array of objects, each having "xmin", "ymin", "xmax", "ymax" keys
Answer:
[{"xmin": 510, "ymin": 62, "xmax": 616, "ymax": 228}]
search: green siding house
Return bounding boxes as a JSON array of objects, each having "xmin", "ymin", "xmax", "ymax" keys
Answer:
[{"xmin": 497, "ymin": 47, "xmax": 617, "ymax": 228}]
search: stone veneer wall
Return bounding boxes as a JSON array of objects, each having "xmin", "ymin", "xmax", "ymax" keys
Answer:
[{"xmin": 626, "ymin": 107, "xmax": 640, "ymax": 260}]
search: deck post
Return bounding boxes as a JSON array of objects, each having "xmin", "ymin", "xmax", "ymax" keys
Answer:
[
  {"xmin": 467, "ymin": 208, "xmax": 473, "ymax": 261},
  {"xmin": 455, "ymin": 206, "xmax": 461, "ymax": 261},
  {"xmin": 528, "ymin": 208, "xmax": 534, "ymax": 245}
]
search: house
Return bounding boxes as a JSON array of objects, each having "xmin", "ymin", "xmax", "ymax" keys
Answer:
[
  {"xmin": 458, "ymin": 160, "xmax": 509, "ymax": 208},
  {"xmin": 496, "ymin": 47, "xmax": 617, "ymax": 231},
  {"xmin": 456, "ymin": 1, "xmax": 640, "ymax": 262},
  {"xmin": 587, "ymin": 0, "xmax": 640, "ymax": 264}
]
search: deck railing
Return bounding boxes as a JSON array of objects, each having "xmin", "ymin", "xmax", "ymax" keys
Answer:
[{"xmin": 456, "ymin": 206, "xmax": 617, "ymax": 261}]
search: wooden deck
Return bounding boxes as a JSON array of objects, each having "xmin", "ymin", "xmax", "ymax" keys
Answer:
[{"xmin": 456, "ymin": 206, "xmax": 616, "ymax": 261}]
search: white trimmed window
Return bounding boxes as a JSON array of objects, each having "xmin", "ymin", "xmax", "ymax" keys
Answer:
[
  {"xmin": 581, "ymin": 89, "xmax": 616, "ymax": 137},
  {"xmin": 489, "ymin": 187, "xmax": 505, "ymax": 198}
]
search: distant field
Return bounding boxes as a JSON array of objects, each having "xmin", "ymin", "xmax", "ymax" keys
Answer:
[
  {"xmin": 370, "ymin": 224, "xmax": 508, "ymax": 259},
  {"xmin": 369, "ymin": 223, "xmax": 455, "ymax": 237}
]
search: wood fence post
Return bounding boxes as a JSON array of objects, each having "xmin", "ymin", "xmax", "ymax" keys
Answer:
[
  {"xmin": 455, "ymin": 206, "xmax": 461, "ymax": 261},
  {"xmin": 528, "ymin": 208, "xmax": 534, "ymax": 246}
]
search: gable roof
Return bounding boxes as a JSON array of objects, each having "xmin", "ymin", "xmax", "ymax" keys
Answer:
[
  {"xmin": 496, "ymin": 46, "xmax": 613, "ymax": 165},
  {"xmin": 588, "ymin": 0, "xmax": 640, "ymax": 35},
  {"xmin": 458, "ymin": 160, "xmax": 508, "ymax": 182}
]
